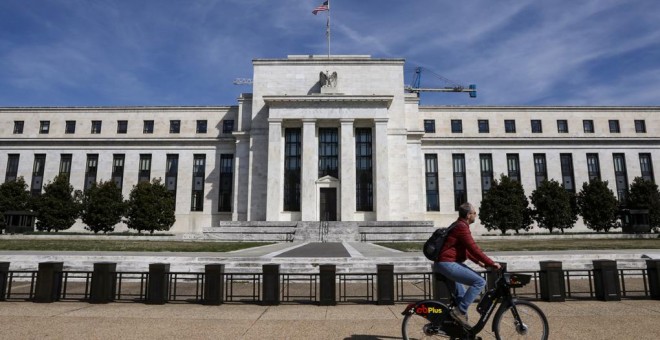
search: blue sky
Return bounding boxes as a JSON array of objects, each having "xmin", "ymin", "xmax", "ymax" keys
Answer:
[{"xmin": 1, "ymin": 0, "xmax": 659, "ymax": 107}]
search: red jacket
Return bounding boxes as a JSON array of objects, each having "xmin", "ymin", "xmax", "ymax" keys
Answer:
[{"xmin": 437, "ymin": 218, "xmax": 496, "ymax": 267}]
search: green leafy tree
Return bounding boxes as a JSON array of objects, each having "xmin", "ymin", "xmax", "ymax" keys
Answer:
[
  {"xmin": 626, "ymin": 177, "xmax": 660, "ymax": 232},
  {"xmin": 530, "ymin": 179, "xmax": 578, "ymax": 233},
  {"xmin": 0, "ymin": 177, "xmax": 33, "ymax": 229},
  {"xmin": 32, "ymin": 175, "xmax": 80, "ymax": 232},
  {"xmin": 576, "ymin": 178, "xmax": 620, "ymax": 232},
  {"xmin": 80, "ymin": 180, "xmax": 126, "ymax": 234},
  {"xmin": 479, "ymin": 174, "xmax": 533, "ymax": 235},
  {"xmin": 125, "ymin": 179, "xmax": 175, "ymax": 234}
]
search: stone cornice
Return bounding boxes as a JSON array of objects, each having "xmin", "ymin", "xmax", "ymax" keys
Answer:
[
  {"xmin": 421, "ymin": 137, "xmax": 660, "ymax": 146},
  {"xmin": 0, "ymin": 106, "xmax": 236, "ymax": 113},
  {"xmin": 263, "ymin": 95, "xmax": 393, "ymax": 108},
  {"xmin": 0, "ymin": 137, "xmax": 235, "ymax": 147},
  {"xmin": 419, "ymin": 106, "xmax": 660, "ymax": 112}
]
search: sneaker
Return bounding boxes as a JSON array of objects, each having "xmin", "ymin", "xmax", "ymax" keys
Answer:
[{"xmin": 451, "ymin": 309, "xmax": 470, "ymax": 328}]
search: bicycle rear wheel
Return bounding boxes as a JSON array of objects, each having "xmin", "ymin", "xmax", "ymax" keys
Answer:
[
  {"xmin": 402, "ymin": 313, "xmax": 450, "ymax": 340},
  {"xmin": 493, "ymin": 300, "xmax": 549, "ymax": 340}
]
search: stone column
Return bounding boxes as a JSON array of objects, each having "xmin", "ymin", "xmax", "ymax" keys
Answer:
[
  {"xmin": 374, "ymin": 119, "xmax": 390, "ymax": 220},
  {"xmin": 266, "ymin": 119, "xmax": 283, "ymax": 221},
  {"xmin": 301, "ymin": 119, "xmax": 318, "ymax": 221},
  {"xmin": 232, "ymin": 133, "xmax": 250, "ymax": 221},
  {"xmin": 340, "ymin": 119, "xmax": 356, "ymax": 221}
]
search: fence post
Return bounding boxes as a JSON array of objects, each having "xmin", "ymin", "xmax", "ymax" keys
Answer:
[
  {"xmin": 0, "ymin": 262, "xmax": 9, "ymax": 301},
  {"xmin": 90, "ymin": 262, "xmax": 117, "ymax": 303},
  {"xmin": 646, "ymin": 259, "xmax": 660, "ymax": 300},
  {"xmin": 146, "ymin": 263, "xmax": 170, "ymax": 304},
  {"xmin": 593, "ymin": 260, "xmax": 621, "ymax": 301},
  {"xmin": 262, "ymin": 264, "xmax": 280, "ymax": 306},
  {"xmin": 377, "ymin": 264, "xmax": 394, "ymax": 305},
  {"xmin": 204, "ymin": 264, "xmax": 224, "ymax": 305},
  {"xmin": 34, "ymin": 261, "xmax": 63, "ymax": 303},
  {"xmin": 319, "ymin": 264, "xmax": 336, "ymax": 306},
  {"xmin": 539, "ymin": 261, "xmax": 565, "ymax": 302}
]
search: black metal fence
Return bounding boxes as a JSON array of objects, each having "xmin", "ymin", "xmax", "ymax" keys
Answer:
[{"xmin": 1, "ymin": 260, "xmax": 659, "ymax": 305}]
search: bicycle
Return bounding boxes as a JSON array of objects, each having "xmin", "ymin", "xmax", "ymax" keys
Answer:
[{"xmin": 401, "ymin": 267, "xmax": 549, "ymax": 340}]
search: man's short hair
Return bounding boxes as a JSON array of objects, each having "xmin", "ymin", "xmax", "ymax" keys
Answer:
[{"xmin": 458, "ymin": 202, "xmax": 473, "ymax": 218}]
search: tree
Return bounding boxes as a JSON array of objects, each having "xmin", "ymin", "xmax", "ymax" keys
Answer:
[
  {"xmin": 626, "ymin": 177, "xmax": 660, "ymax": 232},
  {"xmin": 0, "ymin": 177, "xmax": 32, "ymax": 230},
  {"xmin": 530, "ymin": 179, "xmax": 577, "ymax": 233},
  {"xmin": 125, "ymin": 179, "xmax": 175, "ymax": 234},
  {"xmin": 32, "ymin": 175, "xmax": 80, "ymax": 232},
  {"xmin": 479, "ymin": 174, "xmax": 533, "ymax": 234},
  {"xmin": 576, "ymin": 178, "xmax": 619, "ymax": 232},
  {"xmin": 80, "ymin": 180, "xmax": 126, "ymax": 234}
]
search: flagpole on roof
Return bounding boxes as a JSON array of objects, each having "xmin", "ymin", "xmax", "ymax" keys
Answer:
[{"xmin": 327, "ymin": 0, "xmax": 331, "ymax": 58}]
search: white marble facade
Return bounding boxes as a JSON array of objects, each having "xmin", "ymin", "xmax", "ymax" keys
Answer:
[{"xmin": 1, "ymin": 55, "xmax": 659, "ymax": 234}]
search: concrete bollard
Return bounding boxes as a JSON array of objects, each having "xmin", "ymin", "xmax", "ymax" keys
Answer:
[
  {"xmin": 34, "ymin": 262, "xmax": 64, "ymax": 303},
  {"xmin": 376, "ymin": 264, "xmax": 394, "ymax": 305},
  {"xmin": 262, "ymin": 264, "xmax": 280, "ymax": 306},
  {"xmin": 319, "ymin": 264, "xmax": 336, "ymax": 306},
  {"xmin": 539, "ymin": 261, "xmax": 566, "ymax": 302},
  {"xmin": 90, "ymin": 262, "xmax": 117, "ymax": 303},
  {"xmin": 146, "ymin": 263, "xmax": 170, "ymax": 304},
  {"xmin": 593, "ymin": 260, "xmax": 621, "ymax": 301},
  {"xmin": 204, "ymin": 264, "xmax": 225, "ymax": 305}
]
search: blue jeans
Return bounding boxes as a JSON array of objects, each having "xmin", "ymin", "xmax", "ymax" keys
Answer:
[{"xmin": 434, "ymin": 262, "xmax": 486, "ymax": 314}]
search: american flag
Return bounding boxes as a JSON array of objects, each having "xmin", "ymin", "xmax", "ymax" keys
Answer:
[{"xmin": 312, "ymin": 1, "xmax": 329, "ymax": 15}]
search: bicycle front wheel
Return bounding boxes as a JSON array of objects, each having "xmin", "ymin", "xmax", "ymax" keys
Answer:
[
  {"xmin": 493, "ymin": 300, "xmax": 549, "ymax": 340},
  {"xmin": 402, "ymin": 313, "xmax": 450, "ymax": 340}
]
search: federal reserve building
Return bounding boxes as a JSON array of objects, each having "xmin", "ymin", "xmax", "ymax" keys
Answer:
[{"xmin": 1, "ymin": 55, "xmax": 658, "ymax": 238}]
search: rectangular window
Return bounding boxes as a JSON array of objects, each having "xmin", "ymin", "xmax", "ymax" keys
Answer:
[
  {"xmin": 222, "ymin": 120, "xmax": 234, "ymax": 134},
  {"xmin": 640, "ymin": 153, "xmax": 654, "ymax": 183},
  {"xmin": 355, "ymin": 128, "xmax": 373, "ymax": 211},
  {"xmin": 138, "ymin": 154, "xmax": 152, "ymax": 183},
  {"xmin": 635, "ymin": 120, "xmax": 646, "ymax": 133},
  {"xmin": 143, "ymin": 120, "xmax": 154, "ymax": 134},
  {"xmin": 534, "ymin": 153, "xmax": 547, "ymax": 188},
  {"xmin": 560, "ymin": 153, "xmax": 575, "ymax": 193},
  {"xmin": 84, "ymin": 154, "xmax": 98, "ymax": 191},
  {"xmin": 451, "ymin": 119, "xmax": 462, "ymax": 133},
  {"xmin": 586, "ymin": 153, "xmax": 601, "ymax": 181},
  {"xmin": 39, "ymin": 121, "xmax": 50, "ymax": 134},
  {"xmin": 557, "ymin": 120, "xmax": 568, "ymax": 133},
  {"xmin": 65, "ymin": 121, "xmax": 76, "ymax": 134},
  {"xmin": 583, "ymin": 120, "xmax": 594, "ymax": 133},
  {"xmin": 425, "ymin": 154, "xmax": 439, "ymax": 211},
  {"xmin": 117, "ymin": 120, "xmax": 128, "ymax": 134},
  {"xmin": 91, "ymin": 120, "xmax": 102, "ymax": 134},
  {"xmin": 5, "ymin": 154, "xmax": 20, "ymax": 183},
  {"xmin": 613, "ymin": 153, "xmax": 628, "ymax": 203},
  {"xmin": 169, "ymin": 120, "xmax": 181, "ymax": 134},
  {"xmin": 196, "ymin": 120, "xmax": 207, "ymax": 133},
  {"xmin": 452, "ymin": 154, "xmax": 467, "ymax": 211},
  {"xmin": 284, "ymin": 128, "xmax": 301, "ymax": 211},
  {"xmin": 165, "ymin": 154, "xmax": 178, "ymax": 206},
  {"xmin": 318, "ymin": 128, "xmax": 339, "ymax": 178},
  {"xmin": 59, "ymin": 154, "xmax": 72, "ymax": 181},
  {"xmin": 480, "ymin": 154, "xmax": 493, "ymax": 195},
  {"xmin": 112, "ymin": 154, "xmax": 125, "ymax": 190},
  {"xmin": 191, "ymin": 154, "xmax": 206, "ymax": 211},
  {"xmin": 531, "ymin": 120, "xmax": 543, "ymax": 133},
  {"xmin": 424, "ymin": 120, "xmax": 436, "ymax": 133},
  {"xmin": 31, "ymin": 154, "xmax": 46, "ymax": 196},
  {"xmin": 507, "ymin": 153, "xmax": 521, "ymax": 182},
  {"xmin": 13, "ymin": 121, "xmax": 24, "ymax": 134},
  {"xmin": 609, "ymin": 120, "xmax": 620, "ymax": 133},
  {"xmin": 218, "ymin": 154, "xmax": 234, "ymax": 212},
  {"xmin": 478, "ymin": 120, "xmax": 489, "ymax": 133},
  {"xmin": 504, "ymin": 120, "xmax": 516, "ymax": 133}
]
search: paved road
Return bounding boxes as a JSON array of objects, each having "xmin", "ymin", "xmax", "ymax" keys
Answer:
[{"xmin": 0, "ymin": 300, "xmax": 659, "ymax": 339}]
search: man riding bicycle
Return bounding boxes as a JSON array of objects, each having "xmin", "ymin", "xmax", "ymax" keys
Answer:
[{"xmin": 435, "ymin": 202, "xmax": 501, "ymax": 327}]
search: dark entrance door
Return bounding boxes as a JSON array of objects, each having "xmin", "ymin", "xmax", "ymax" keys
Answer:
[{"xmin": 319, "ymin": 188, "xmax": 337, "ymax": 221}]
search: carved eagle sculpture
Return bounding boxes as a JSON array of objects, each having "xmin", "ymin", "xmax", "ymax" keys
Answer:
[{"xmin": 320, "ymin": 71, "xmax": 338, "ymax": 88}]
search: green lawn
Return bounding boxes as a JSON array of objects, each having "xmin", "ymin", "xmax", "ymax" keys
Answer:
[
  {"xmin": 377, "ymin": 238, "xmax": 660, "ymax": 252},
  {"xmin": 0, "ymin": 240, "xmax": 272, "ymax": 252}
]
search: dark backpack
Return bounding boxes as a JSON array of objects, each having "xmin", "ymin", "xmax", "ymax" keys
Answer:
[{"xmin": 422, "ymin": 222, "xmax": 458, "ymax": 261}]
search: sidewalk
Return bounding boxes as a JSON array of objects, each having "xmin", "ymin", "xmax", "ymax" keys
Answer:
[{"xmin": 0, "ymin": 300, "xmax": 659, "ymax": 339}]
